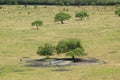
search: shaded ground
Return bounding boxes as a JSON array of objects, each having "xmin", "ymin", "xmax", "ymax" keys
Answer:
[{"xmin": 25, "ymin": 57, "xmax": 106, "ymax": 68}]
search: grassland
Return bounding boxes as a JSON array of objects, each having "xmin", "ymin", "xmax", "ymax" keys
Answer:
[{"xmin": 0, "ymin": 5, "xmax": 120, "ymax": 80}]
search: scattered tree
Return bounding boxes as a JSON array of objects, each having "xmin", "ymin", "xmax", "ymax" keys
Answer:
[
  {"xmin": 75, "ymin": 11, "xmax": 89, "ymax": 20},
  {"xmin": 54, "ymin": 12, "xmax": 71, "ymax": 24},
  {"xmin": 115, "ymin": 9, "xmax": 120, "ymax": 16},
  {"xmin": 31, "ymin": 20, "xmax": 43, "ymax": 30},
  {"xmin": 37, "ymin": 43, "xmax": 54, "ymax": 59},
  {"xmin": 66, "ymin": 48, "xmax": 87, "ymax": 62},
  {"xmin": 56, "ymin": 38, "xmax": 86, "ymax": 61}
]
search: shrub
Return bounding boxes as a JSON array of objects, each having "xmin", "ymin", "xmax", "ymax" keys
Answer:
[
  {"xmin": 54, "ymin": 12, "xmax": 71, "ymax": 24},
  {"xmin": 115, "ymin": 9, "xmax": 120, "ymax": 16},
  {"xmin": 31, "ymin": 20, "xmax": 43, "ymax": 30},
  {"xmin": 27, "ymin": 12, "xmax": 30, "ymax": 14},
  {"xmin": 0, "ymin": 6, "xmax": 2, "ymax": 9},
  {"xmin": 37, "ymin": 43, "xmax": 54, "ymax": 59},
  {"xmin": 75, "ymin": 11, "xmax": 89, "ymax": 20}
]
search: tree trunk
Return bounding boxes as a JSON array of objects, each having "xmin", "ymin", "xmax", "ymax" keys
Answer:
[
  {"xmin": 72, "ymin": 56, "xmax": 76, "ymax": 62},
  {"xmin": 80, "ymin": 17, "xmax": 83, "ymax": 21},
  {"xmin": 36, "ymin": 26, "xmax": 39, "ymax": 30},
  {"xmin": 61, "ymin": 20, "xmax": 64, "ymax": 24}
]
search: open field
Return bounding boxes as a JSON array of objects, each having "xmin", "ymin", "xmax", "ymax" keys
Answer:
[{"xmin": 0, "ymin": 5, "xmax": 120, "ymax": 80}]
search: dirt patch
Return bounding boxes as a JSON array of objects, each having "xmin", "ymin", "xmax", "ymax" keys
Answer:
[{"xmin": 25, "ymin": 57, "xmax": 106, "ymax": 68}]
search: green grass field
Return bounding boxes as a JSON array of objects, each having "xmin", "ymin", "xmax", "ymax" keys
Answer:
[{"xmin": 0, "ymin": 5, "xmax": 120, "ymax": 80}]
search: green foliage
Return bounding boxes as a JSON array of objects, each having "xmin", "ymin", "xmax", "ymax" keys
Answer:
[
  {"xmin": 0, "ymin": 6, "xmax": 2, "ymax": 9},
  {"xmin": 54, "ymin": 12, "xmax": 71, "ymax": 24},
  {"xmin": 31, "ymin": 20, "xmax": 43, "ymax": 30},
  {"xmin": 66, "ymin": 48, "xmax": 86, "ymax": 61},
  {"xmin": 66, "ymin": 3, "xmax": 70, "ymax": 6},
  {"xmin": 56, "ymin": 38, "xmax": 82, "ymax": 54},
  {"xmin": 56, "ymin": 39, "xmax": 68, "ymax": 54},
  {"xmin": 37, "ymin": 43, "xmax": 54, "ymax": 58},
  {"xmin": 66, "ymin": 48, "xmax": 86, "ymax": 57},
  {"xmin": 0, "ymin": 0, "xmax": 120, "ymax": 5},
  {"xmin": 75, "ymin": 11, "xmax": 89, "ymax": 20},
  {"xmin": 115, "ymin": 4, "xmax": 120, "ymax": 8},
  {"xmin": 56, "ymin": 38, "xmax": 86, "ymax": 61},
  {"xmin": 115, "ymin": 9, "xmax": 120, "ymax": 16}
]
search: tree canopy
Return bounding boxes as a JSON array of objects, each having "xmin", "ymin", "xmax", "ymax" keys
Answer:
[
  {"xmin": 31, "ymin": 20, "xmax": 43, "ymax": 30},
  {"xmin": 56, "ymin": 38, "xmax": 87, "ymax": 61},
  {"xmin": 37, "ymin": 43, "xmax": 54, "ymax": 59},
  {"xmin": 54, "ymin": 12, "xmax": 71, "ymax": 24},
  {"xmin": 115, "ymin": 9, "xmax": 120, "ymax": 16},
  {"xmin": 75, "ymin": 11, "xmax": 89, "ymax": 20}
]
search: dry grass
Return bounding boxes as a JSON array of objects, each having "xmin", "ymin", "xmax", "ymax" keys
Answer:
[{"xmin": 0, "ymin": 5, "xmax": 120, "ymax": 80}]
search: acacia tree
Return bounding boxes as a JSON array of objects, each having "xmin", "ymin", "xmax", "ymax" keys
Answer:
[
  {"xmin": 37, "ymin": 43, "xmax": 54, "ymax": 59},
  {"xmin": 115, "ymin": 9, "xmax": 120, "ymax": 16},
  {"xmin": 31, "ymin": 20, "xmax": 43, "ymax": 30},
  {"xmin": 66, "ymin": 48, "xmax": 87, "ymax": 62},
  {"xmin": 56, "ymin": 38, "xmax": 87, "ymax": 62},
  {"xmin": 54, "ymin": 12, "xmax": 71, "ymax": 24},
  {"xmin": 75, "ymin": 11, "xmax": 89, "ymax": 20}
]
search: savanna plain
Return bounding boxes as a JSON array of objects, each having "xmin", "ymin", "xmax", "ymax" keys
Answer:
[{"xmin": 0, "ymin": 5, "xmax": 120, "ymax": 80}]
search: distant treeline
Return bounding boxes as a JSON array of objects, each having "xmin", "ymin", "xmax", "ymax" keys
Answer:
[{"xmin": 0, "ymin": 0, "xmax": 120, "ymax": 5}]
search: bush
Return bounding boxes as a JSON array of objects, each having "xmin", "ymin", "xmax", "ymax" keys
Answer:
[
  {"xmin": 0, "ymin": 6, "xmax": 2, "ymax": 9},
  {"xmin": 115, "ymin": 9, "xmax": 120, "ymax": 16},
  {"xmin": 75, "ymin": 11, "xmax": 89, "ymax": 20},
  {"xmin": 37, "ymin": 43, "xmax": 54, "ymax": 59},
  {"xmin": 54, "ymin": 12, "xmax": 71, "ymax": 24}
]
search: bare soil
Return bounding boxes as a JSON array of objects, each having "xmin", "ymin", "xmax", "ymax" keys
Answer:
[{"xmin": 25, "ymin": 57, "xmax": 106, "ymax": 68}]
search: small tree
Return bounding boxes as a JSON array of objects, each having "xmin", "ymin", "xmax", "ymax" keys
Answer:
[
  {"xmin": 37, "ymin": 43, "xmax": 54, "ymax": 59},
  {"xmin": 56, "ymin": 38, "xmax": 86, "ymax": 61},
  {"xmin": 75, "ymin": 11, "xmax": 89, "ymax": 20},
  {"xmin": 31, "ymin": 20, "xmax": 43, "ymax": 30},
  {"xmin": 66, "ymin": 48, "xmax": 87, "ymax": 62},
  {"xmin": 54, "ymin": 12, "xmax": 71, "ymax": 24},
  {"xmin": 115, "ymin": 9, "xmax": 120, "ymax": 16}
]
